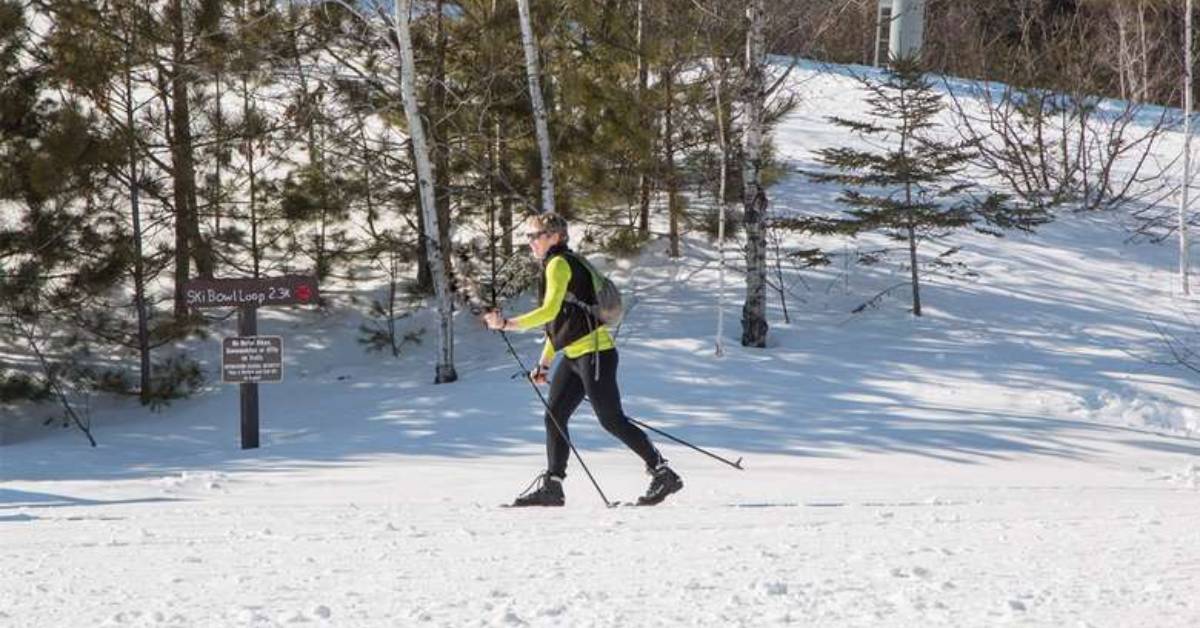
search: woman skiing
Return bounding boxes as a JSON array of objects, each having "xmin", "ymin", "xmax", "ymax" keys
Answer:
[{"xmin": 484, "ymin": 212, "xmax": 683, "ymax": 507}]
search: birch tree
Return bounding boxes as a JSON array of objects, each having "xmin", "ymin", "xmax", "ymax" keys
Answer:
[
  {"xmin": 1182, "ymin": 0, "xmax": 1193, "ymax": 296},
  {"xmin": 516, "ymin": 0, "xmax": 554, "ymax": 213},
  {"xmin": 322, "ymin": 0, "xmax": 458, "ymax": 380},
  {"xmin": 395, "ymin": 0, "xmax": 458, "ymax": 383},
  {"xmin": 740, "ymin": 0, "xmax": 769, "ymax": 347},
  {"xmin": 691, "ymin": 0, "xmax": 747, "ymax": 356},
  {"xmin": 636, "ymin": 0, "xmax": 652, "ymax": 235},
  {"xmin": 712, "ymin": 57, "xmax": 730, "ymax": 357}
]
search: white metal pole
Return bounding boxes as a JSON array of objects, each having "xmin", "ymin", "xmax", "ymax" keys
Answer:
[
  {"xmin": 889, "ymin": 0, "xmax": 907, "ymax": 61},
  {"xmin": 1183, "ymin": 0, "xmax": 1193, "ymax": 295},
  {"xmin": 888, "ymin": 0, "xmax": 925, "ymax": 61}
]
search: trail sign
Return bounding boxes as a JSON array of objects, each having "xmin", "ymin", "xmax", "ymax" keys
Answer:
[
  {"xmin": 222, "ymin": 336, "xmax": 283, "ymax": 384},
  {"xmin": 184, "ymin": 275, "xmax": 318, "ymax": 450},
  {"xmin": 185, "ymin": 276, "xmax": 318, "ymax": 309}
]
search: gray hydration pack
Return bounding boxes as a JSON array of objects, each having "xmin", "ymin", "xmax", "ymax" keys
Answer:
[{"xmin": 563, "ymin": 252, "xmax": 623, "ymax": 327}]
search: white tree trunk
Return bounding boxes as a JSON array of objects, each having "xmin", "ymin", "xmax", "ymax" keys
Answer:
[
  {"xmin": 741, "ymin": 0, "xmax": 769, "ymax": 347},
  {"xmin": 517, "ymin": 0, "xmax": 554, "ymax": 214},
  {"xmin": 636, "ymin": 0, "xmax": 651, "ymax": 234},
  {"xmin": 713, "ymin": 63, "xmax": 728, "ymax": 358},
  {"xmin": 1183, "ymin": 0, "xmax": 1193, "ymax": 296},
  {"xmin": 395, "ymin": 0, "xmax": 458, "ymax": 382},
  {"xmin": 1138, "ymin": 1, "xmax": 1150, "ymax": 103},
  {"xmin": 1115, "ymin": 5, "xmax": 1131, "ymax": 101}
]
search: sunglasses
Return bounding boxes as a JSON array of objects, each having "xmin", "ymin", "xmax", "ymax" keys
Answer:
[{"xmin": 525, "ymin": 230, "xmax": 550, "ymax": 241}]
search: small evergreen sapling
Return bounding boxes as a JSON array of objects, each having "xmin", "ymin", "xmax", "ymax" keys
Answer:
[{"xmin": 807, "ymin": 57, "xmax": 1046, "ymax": 316}]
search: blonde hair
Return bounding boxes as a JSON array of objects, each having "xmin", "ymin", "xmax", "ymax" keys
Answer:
[{"xmin": 533, "ymin": 212, "xmax": 569, "ymax": 243}]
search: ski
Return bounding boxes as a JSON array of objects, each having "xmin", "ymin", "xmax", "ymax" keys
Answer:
[{"xmin": 499, "ymin": 501, "xmax": 666, "ymax": 508}]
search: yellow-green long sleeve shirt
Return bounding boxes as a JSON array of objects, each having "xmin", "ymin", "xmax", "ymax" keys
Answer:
[{"xmin": 512, "ymin": 255, "xmax": 614, "ymax": 363}]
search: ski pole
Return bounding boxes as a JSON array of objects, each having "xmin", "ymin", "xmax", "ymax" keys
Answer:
[
  {"xmin": 628, "ymin": 417, "xmax": 744, "ymax": 470},
  {"xmin": 574, "ymin": 392, "xmax": 744, "ymax": 470},
  {"xmin": 497, "ymin": 329, "xmax": 617, "ymax": 508}
]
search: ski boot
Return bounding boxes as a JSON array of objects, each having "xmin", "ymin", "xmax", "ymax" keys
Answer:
[
  {"xmin": 509, "ymin": 472, "xmax": 565, "ymax": 507},
  {"xmin": 637, "ymin": 464, "xmax": 683, "ymax": 506}
]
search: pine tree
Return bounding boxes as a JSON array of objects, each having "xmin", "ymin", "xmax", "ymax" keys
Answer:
[
  {"xmin": 165, "ymin": 0, "xmax": 219, "ymax": 316},
  {"xmin": 808, "ymin": 56, "xmax": 1044, "ymax": 316},
  {"xmin": 2, "ymin": 1, "xmax": 159, "ymax": 436},
  {"xmin": 13, "ymin": 0, "xmax": 212, "ymax": 412},
  {"xmin": 0, "ymin": 1, "xmax": 85, "ymax": 413},
  {"xmin": 548, "ymin": 0, "xmax": 658, "ymax": 233},
  {"xmin": 550, "ymin": 0, "xmax": 712, "ymax": 251},
  {"xmin": 276, "ymin": 0, "xmax": 365, "ymax": 286}
]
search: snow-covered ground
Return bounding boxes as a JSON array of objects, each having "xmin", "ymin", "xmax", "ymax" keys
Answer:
[{"xmin": 4, "ymin": 63, "xmax": 1200, "ymax": 627}]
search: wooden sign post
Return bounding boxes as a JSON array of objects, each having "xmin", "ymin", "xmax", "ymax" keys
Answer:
[{"xmin": 185, "ymin": 276, "xmax": 318, "ymax": 449}]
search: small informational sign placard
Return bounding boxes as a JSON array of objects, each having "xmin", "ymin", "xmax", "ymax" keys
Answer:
[
  {"xmin": 185, "ymin": 276, "xmax": 318, "ymax": 309},
  {"xmin": 221, "ymin": 336, "xmax": 283, "ymax": 384}
]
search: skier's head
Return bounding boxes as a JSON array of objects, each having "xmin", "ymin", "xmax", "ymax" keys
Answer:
[{"xmin": 526, "ymin": 212, "xmax": 568, "ymax": 258}]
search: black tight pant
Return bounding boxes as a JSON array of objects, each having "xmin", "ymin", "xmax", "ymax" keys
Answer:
[{"xmin": 543, "ymin": 349, "xmax": 661, "ymax": 478}]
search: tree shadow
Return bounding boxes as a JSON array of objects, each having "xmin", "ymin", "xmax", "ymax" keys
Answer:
[
  {"xmin": 4, "ymin": 226, "xmax": 1197, "ymax": 484},
  {"xmin": 0, "ymin": 488, "xmax": 182, "ymax": 509}
]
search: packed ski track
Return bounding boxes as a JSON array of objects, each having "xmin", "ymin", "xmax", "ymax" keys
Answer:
[{"xmin": 4, "ymin": 62, "xmax": 1200, "ymax": 627}]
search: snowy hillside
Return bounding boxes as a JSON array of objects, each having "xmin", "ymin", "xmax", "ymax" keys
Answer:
[{"xmin": 3, "ymin": 62, "xmax": 1200, "ymax": 627}]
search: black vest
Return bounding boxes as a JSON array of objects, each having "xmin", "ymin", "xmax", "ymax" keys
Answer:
[{"xmin": 539, "ymin": 244, "xmax": 598, "ymax": 351}]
